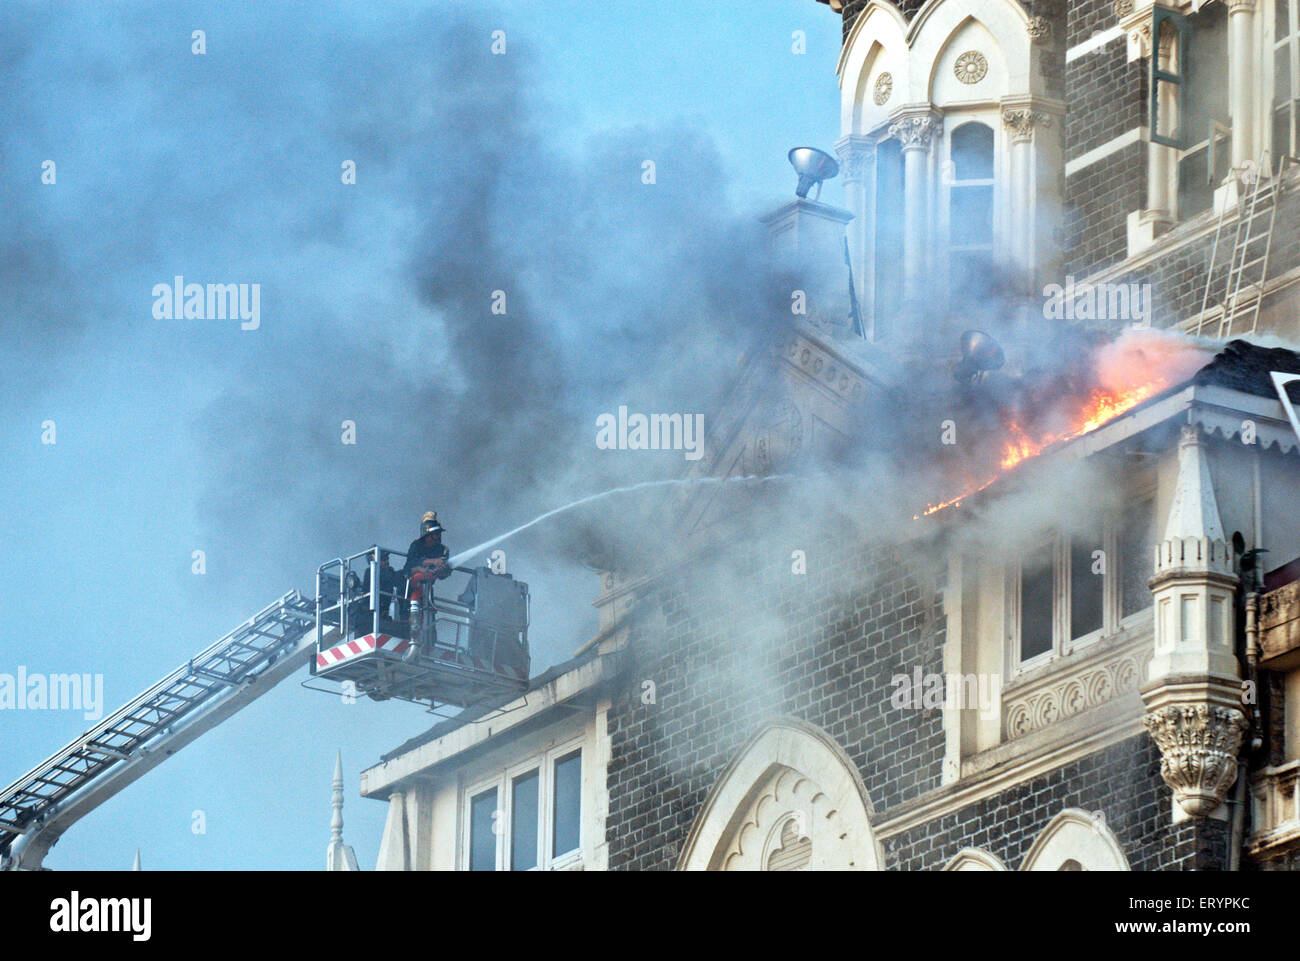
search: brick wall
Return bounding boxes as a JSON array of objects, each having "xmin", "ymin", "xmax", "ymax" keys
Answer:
[
  {"xmin": 1062, "ymin": 187, "xmax": 1300, "ymax": 328},
  {"xmin": 604, "ymin": 532, "xmax": 946, "ymax": 869},
  {"xmin": 1064, "ymin": 144, "xmax": 1143, "ymax": 277},
  {"xmin": 888, "ymin": 733, "xmax": 1228, "ymax": 870},
  {"xmin": 601, "ymin": 526, "xmax": 1217, "ymax": 870}
]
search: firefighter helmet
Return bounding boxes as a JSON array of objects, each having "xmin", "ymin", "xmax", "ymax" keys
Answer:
[{"xmin": 420, "ymin": 510, "xmax": 444, "ymax": 534}]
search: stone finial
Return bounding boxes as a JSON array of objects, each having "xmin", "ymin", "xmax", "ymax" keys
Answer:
[
  {"xmin": 326, "ymin": 750, "xmax": 360, "ymax": 871},
  {"xmin": 1164, "ymin": 425, "xmax": 1226, "ymax": 544}
]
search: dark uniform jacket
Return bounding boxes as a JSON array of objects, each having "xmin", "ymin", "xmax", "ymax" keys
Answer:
[{"xmin": 402, "ymin": 536, "xmax": 452, "ymax": 583}]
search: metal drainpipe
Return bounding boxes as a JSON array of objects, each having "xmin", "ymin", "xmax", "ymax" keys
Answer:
[{"xmin": 1230, "ymin": 590, "xmax": 1262, "ymax": 871}]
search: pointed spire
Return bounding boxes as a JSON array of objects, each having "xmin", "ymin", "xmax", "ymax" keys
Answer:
[
  {"xmin": 132, "ymin": 849, "xmax": 141, "ymax": 871},
  {"xmin": 330, "ymin": 749, "xmax": 344, "ymax": 846},
  {"xmin": 327, "ymin": 749, "xmax": 359, "ymax": 871},
  {"xmin": 1163, "ymin": 425, "xmax": 1225, "ymax": 542}
]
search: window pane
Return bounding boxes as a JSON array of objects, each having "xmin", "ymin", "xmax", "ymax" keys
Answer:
[
  {"xmin": 950, "ymin": 185, "xmax": 994, "ymax": 248},
  {"xmin": 1277, "ymin": 45, "xmax": 1292, "ymax": 105},
  {"xmin": 1274, "ymin": 104, "xmax": 1293, "ymax": 160},
  {"xmin": 1070, "ymin": 536, "xmax": 1105, "ymax": 640},
  {"xmin": 470, "ymin": 788, "xmax": 498, "ymax": 871},
  {"xmin": 1178, "ymin": 149, "xmax": 1212, "ymax": 223},
  {"xmin": 552, "ymin": 750, "xmax": 582, "ymax": 857},
  {"xmin": 1121, "ymin": 498, "xmax": 1157, "ymax": 617},
  {"xmin": 1021, "ymin": 545, "xmax": 1054, "ymax": 661},
  {"xmin": 510, "ymin": 770, "xmax": 539, "ymax": 871},
  {"xmin": 951, "ymin": 122, "xmax": 994, "ymax": 180},
  {"xmin": 1278, "ymin": 0, "xmax": 1291, "ymax": 41}
]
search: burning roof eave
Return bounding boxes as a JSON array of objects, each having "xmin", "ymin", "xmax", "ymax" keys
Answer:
[{"xmin": 920, "ymin": 380, "xmax": 1300, "ymax": 525}]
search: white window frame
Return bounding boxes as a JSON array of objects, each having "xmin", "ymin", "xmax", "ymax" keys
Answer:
[
  {"xmin": 940, "ymin": 114, "xmax": 1001, "ymax": 295},
  {"xmin": 1272, "ymin": 0, "xmax": 1300, "ymax": 160},
  {"xmin": 460, "ymin": 736, "xmax": 585, "ymax": 871},
  {"xmin": 1010, "ymin": 525, "xmax": 1121, "ymax": 676}
]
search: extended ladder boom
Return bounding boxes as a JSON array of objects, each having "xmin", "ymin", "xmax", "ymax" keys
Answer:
[{"xmin": 0, "ymin": 590, "xmax": 331, "ymax": 870}]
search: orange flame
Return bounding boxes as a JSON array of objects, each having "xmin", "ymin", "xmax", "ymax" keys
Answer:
[
  {"xmin": 917, "ymin": 381, "xmax": 1169, "ymax": 518},
  {"xmin": 914, "ymin": 329, "xmax": 1213, "ymax": 520}
]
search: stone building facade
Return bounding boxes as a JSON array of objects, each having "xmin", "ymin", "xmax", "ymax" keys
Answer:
[{"xmin": 356, "ymin": 0, "xmax": 1300, "ymax": 871}]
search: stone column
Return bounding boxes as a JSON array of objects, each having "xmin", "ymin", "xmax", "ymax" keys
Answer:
[
  {"xmin": 1228, "ymin": 0, "xmax": 1258, "ymax": 169},
  {"xmin": 836, "ymin": 134, "xmax": 875, "ymax": 337},
  {"xmin": 888, "ymin": 111, "xmax": 940, "ymax": 304},
  {"xmin": 1002, "ymin": 107, "xmax": 1051, "ymax": 278}
]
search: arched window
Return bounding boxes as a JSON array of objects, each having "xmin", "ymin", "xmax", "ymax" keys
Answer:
[
  {"xmin": 677, "ymin": 719, "xmax": 882, "ymax": 870},
  {"xmin": 1020, "ymin": 809, "xmax": 1131, "ymax": 871},
  {"xmin": 948, "ymin": 122, "xmax": 995, "ymax": 295}
]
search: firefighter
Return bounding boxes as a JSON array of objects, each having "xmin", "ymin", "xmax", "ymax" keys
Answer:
[
  {"xmin": 361, "ymin": 550, "xmax": 402, "ymax": 630},
  {"xmin": 402, "ymin": 511, "xmax": 452, "ymax": 656}
]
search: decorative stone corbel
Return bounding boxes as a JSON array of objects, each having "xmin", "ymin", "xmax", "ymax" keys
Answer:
[{"xmin": 1144, "ymin": 700, "xmax": 1248, "ymax": 817}]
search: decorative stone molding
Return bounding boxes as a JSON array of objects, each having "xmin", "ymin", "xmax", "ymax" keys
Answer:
[
  {"xmin": 954, "ymin": 50, "xmax": 988, "ymax": 84},
  {"xmin": 888, "ymin": 113, "xmax": 941, "ymax": 152},
  {"xmin": 1027, "ymin": 15, "xmax": 1052, "ymax": 44},
  {"xmin": 677, "ymin": 719, "xmax": 883, "ymax": 870},
  {"xmin": 1004, "ymin": 645, "xmax": 1145, "ymax": 740},
  {"xmin": 835, "ymin": 135, "xmax": 875, "ymax": 184},
  {"xmin": 1113, "ymin": 0, "xmax": 1134, "ymax": 19},
  {"xmin": 751, "ymin": 398, "xmax": 803, "ymax": 475},
  {"xmin": 1224, "ymin": 0, "xmax": 1257, "ymax": 12},
  {"xmin": 1002, "ymin": 107, "xmax": 1052, "ymax": 144},
  {"xmin": 1121, "ymin": 3, "xmax": 1177, "ymax": 62},
  {"xmin": 784, "ymin": 333, "xmax": 869, "ymax": 402},
  {"xmin": 873, "ymin": 71, "xmax": 893, "ymax": 106},
  {"xmin": 1248, "ymin": 760, "xmax": 1300, "ymax": 862},
  {"xmin": 1143, "ymin": 703, "xmax": 1247, "ymax": 817}
]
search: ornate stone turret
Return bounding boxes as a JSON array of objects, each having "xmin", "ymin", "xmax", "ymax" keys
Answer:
[{"xmin": 1141, "ymin": 425, "xmax": 1246, "ymax": 819}]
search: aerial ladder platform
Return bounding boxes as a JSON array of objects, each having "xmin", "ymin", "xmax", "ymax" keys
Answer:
[
  {"xmin": 0, "ymin": 547, "xmax": 531, "ymax": 870},
  {"xmin": 0, "ymin": 592, "xmax": 322, "ymax": 871}
]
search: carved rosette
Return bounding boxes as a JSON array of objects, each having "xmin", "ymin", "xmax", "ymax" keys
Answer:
[
  {"xmin": 888, "ymin": 115, "xmax": 941, "ymax": 152},
  {"xmin": 1143, "ymin": 703, "xmax": 1248, "ymax": 816},
  {"xmin": 1027, "ymin": 15, "xmax": 1052, "ymax": 44},
  {"xmin": 954, "ymin": 50, "xmax": 988, "ymax": 84},
  {"xmin": 1002, "ymin": 107, "xmax": 1052, "ymax": 144},
  {"xmin": 873, "ymin": 71, "xmax": 893, "ymax": 106}
]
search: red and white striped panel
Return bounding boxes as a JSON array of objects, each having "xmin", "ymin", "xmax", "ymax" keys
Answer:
[{"xmin": 316, "ymin": 634, "xmax": 409, "ymax": 669}]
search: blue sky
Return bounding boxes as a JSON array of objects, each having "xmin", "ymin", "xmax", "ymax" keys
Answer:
[{"xmin": 0, "ymin": 0, "xmax": 841, "ymax": 869}]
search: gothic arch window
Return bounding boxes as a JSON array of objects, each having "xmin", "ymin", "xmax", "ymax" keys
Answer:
[
  {"xmin": 676, "ymin": 718, "xmax": 883, "ymax": 871},
  {"xmin": 944, "ymin": 847, "xmax": 1009, "ymax": 871},
  {"xmin": 1020, "ymin": 808, "xmax": 1131, "ymax": 871}
]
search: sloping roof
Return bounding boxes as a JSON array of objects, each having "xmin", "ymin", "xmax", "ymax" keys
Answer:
[
  {"xmin": 1192, "ymin": 339, "xmax": 1300, "ymax": 398},
  {"xmin": 379, "ymin": 651, "xmax": 597, "ymax": 762}
]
